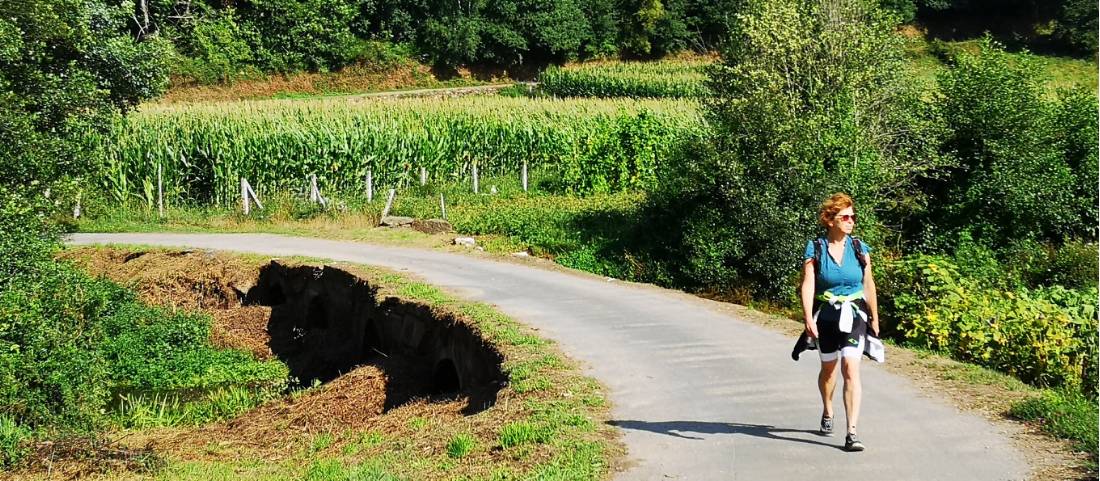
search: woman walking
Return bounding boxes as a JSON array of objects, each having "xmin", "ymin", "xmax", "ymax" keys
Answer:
[{"xmin": 800, "ymin": 193, "xmax": 880, "ymax": 452}]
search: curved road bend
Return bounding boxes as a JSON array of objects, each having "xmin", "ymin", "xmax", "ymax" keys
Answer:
[{"xmin": 67, "ymin": 233, "xmax": 1027, "ymax": 481}]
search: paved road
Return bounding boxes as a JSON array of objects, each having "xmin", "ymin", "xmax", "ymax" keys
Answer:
[{"xmin": 68, "ymin": 233, "xmax": 1028, "ymax": 481}]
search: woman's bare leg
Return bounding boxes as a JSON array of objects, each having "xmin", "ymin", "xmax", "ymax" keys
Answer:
[
  {"xmin": 841, "ymin": 356, "xmax": 862, "ymax": 434},
  {"xmin": 819, "ymin": 359, "xmax": 839, "ymax": 418}
]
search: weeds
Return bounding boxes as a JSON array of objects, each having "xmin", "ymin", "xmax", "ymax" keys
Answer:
[
  {"xmin": 1010, "ymin": 389, "xmax": 1099, "ymax": 457},
  {"xmin": 446, "ymin": 433, "xmax": 476, "ymax": 458}
]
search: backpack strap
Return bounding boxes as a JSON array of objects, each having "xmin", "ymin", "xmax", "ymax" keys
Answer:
[
  {"xmin": 851, "ymin": 237, "xmax": 867, "ymax": 270},
  {"xmin": 812, "ymin": 238, "xmax": 824, "ymax": 270},
  {"xmin": 814, "ymin": 236, "xmax": 868, "ymax": 270}
]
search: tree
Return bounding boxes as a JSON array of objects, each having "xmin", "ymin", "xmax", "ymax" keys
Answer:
[
  {"xmin": 675, "ymin": 0, "xmax": 942, "ymax": 297},
  {"xmin": 0, "ymin": 0, "xmax": 170, "ymax": 202}
]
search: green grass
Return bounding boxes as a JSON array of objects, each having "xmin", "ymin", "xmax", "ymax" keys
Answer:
[
  {"xmin": 445, "ymin": 433, "xmax": 476, "ymax": 458},
  {"xmin": 157, "ymin": 457, "xmax": 403, "ymax": 481},
  {"xmin": 499, "ymin": 422, "xmax": 555, "ymax": 448},
  {"xmin": 114, "ymin": 385, "xmax": 283, "ymax": 429},
  {"xmin": 1010, "ymin": 389, "xmax": 1099, "ymax": 458},
  {"xmin": 904, "ymin": 37, "xmax": 1098, "ymax": 95}
]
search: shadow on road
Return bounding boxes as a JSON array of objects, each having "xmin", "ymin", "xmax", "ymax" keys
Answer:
[{"xmin": 608, "ymin": 420, "xmax": 842, "ymax": 449}]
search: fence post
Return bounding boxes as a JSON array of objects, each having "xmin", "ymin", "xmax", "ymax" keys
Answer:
[
  {"xmin": 241, "ymin": 177, "xmax": 249, "ymax": 215},
  {"xmin": 380, "ymin": 188, "xmax": 397, "ymax": 223},
  {"xmin": 241, "ymin": 177, "xmax": 262, "ymax": 214},
  {"xmin": 366, "ymin": 169, "xmax": 373, "ymax": 203},
  {"xmin": 472, "ymin": 159, "xmax": 479, "ymax": 194},
  {"xmin": 440, "ymin": 193, "xmax": 446, "ymax": 220},
  {"xmin": 420, "ymin": 167, "xmax": 427, "ymax": 186},
  {"xmin": 309, "ymin": 174, "xmax": 326, "ymax": 208},
  {"xmin": 522, "ymin": 160, "xmax": 528, "ymax": 192},
  {"xmin": 246, "ymin": 179, "xmax": 263, "ymax": 211},
  {"xmin": 157, "ymin": 163, "xmax": 164, "ymax": 219}
]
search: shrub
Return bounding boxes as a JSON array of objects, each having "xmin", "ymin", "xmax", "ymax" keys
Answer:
[
  {"xmin": 916, "ymin": 39, "xmax": 1096, "ymax": 252},
  {"xmin": 882, "ymin": 255, "xmax": 1098, "ymax": 396},
  {"xmin": 346, "ymin": 40, "xmax": 414, "ymax": 72}
]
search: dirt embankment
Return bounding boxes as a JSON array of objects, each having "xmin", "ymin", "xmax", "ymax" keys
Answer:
[{"xmin": 54, "ymin": 248, "xmax": 527, "ymax": 469}]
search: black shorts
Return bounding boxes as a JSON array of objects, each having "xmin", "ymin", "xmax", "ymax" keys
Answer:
[{"xmin": 814, "ymin": 300, "xmax": 868, "ymax": 360}]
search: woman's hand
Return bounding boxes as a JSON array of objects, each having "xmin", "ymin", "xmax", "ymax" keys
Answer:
[
  {"xmin": 870, "ymin": 318, "xmax": 880, "ymax": 337},
  {"xmin": 805, "ymin": 321, "xmax": 819, "ymax": 339}
]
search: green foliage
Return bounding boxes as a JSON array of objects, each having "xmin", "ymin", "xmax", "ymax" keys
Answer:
[
  {"xmin": 236, "ymin": 0, "xmax": 360, "ymax": 73},
  {"xmin": 1050, "ymin": 87, "xmax": 1099, "ymax": 240},
  {"xmin": 100, "ymin": 302, "xmax": 288, "ymax": 392},
  {"xmin": 0, "ymin": 415, "xmax": 29, "ymax": 469},
  {"xmin": 539, "ymin": 59, "xmax": 708, "ymax": 98},
  {"xmin": 0, "ymin": 0, "xmax": 169, "ymax": 210},
  {"xmin": 0, "ymin": 242, "xmax": 116, "ymax": 431},
  {"xmin": 1055, "ymin": 0, "xmax": 1099, "ymax": 55},
  {"xmin": 881, "ymin": 255, "xmax": 1098, "ymax": 396},
  {"xmin": 1010, "ymin": 388, "xmax": 1099, "ymax": 456},
  {"xmin": 0, "ymin": 247, "xmax": 288, "ymax": 432},
  {"xmin": 174, "ymin": 9, "xmax": 257, "ymax": 84},
  {"xmin": 346, "ymin": 41, "xmax": 416, "ymax": 72},
  {"xmin": 878, "ymin": 0, "xmax": 917, "ymax": 22},
  {"xmin": 679, "ymin": 0, "xmax": 943, "ymax": 298},
  {"xmin": 918, "ymin": 39, "xmax": 1094, "ymax": 252}
]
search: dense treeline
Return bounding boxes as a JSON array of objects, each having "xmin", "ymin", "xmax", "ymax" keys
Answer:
[
  {"xmin": 137, "ymin": 0, "xmax": 1095, "ymax": 84},
  {"xmin": 142, "ymin": 0, "xmax": 736, "ymax": 82},
  {"xmin": 891, "ymin": 0, "xmax": 1098, "ymax": 54}
]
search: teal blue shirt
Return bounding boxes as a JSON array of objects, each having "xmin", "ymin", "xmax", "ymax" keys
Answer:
[{"xmin": 804, "ymin": 236, "xmax": 871, "ymax": 297}]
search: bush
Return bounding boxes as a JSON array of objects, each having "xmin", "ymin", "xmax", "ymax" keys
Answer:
[
  {"xmin": 882, "ymin": 255, "xmax": 1098, "ymax": 396},
  {"xmin": 1045, "ymin": 241, "xmax": 1099, "ymax": 289},
  {"xmin": 0, "ymin": 415, "xmax": 29, "ymax": 468},
  {"xmin": 916, "ymin": 39, "xmax": 1097, "ymax": 252}
]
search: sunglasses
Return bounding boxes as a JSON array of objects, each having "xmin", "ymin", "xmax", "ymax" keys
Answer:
[{"xmin": 834, "ymin": 214, "xmax": 857, "ymax": 222}]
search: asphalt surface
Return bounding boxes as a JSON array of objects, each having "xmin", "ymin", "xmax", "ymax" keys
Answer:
[{"xmin": 67, "ymin": 233, "xmax": 1028, "ymax": 481}]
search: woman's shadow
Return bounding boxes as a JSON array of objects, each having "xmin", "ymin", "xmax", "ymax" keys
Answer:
[{"xmin": 607, "ymin": 420, "xmax": 844, "ymax": 450}]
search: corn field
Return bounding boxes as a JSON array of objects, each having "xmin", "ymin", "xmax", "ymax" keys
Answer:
[
  {"xmin": 538, "ymin": 59, "xmax": 710, "ymax": 99},
  {"xmin": 97, "ymin": 96, "xmax": 703, "ymax": 207}
]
